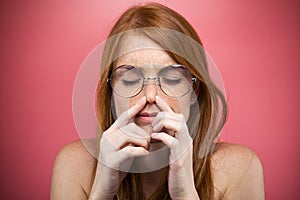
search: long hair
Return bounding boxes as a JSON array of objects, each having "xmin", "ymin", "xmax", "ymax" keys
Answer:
[{"xmin": 95, "ymin": 3, "xmax": 227, "ymax": 199}]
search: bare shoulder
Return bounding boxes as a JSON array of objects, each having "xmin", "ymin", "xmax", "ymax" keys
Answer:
[
  {"xmin": 211, "ymin": 142, "xmax": 265, "ymax": 199},
  {"xmin": 51, "ymin": 140, "xmax": 97, "ymax": 199},
  {"xmin": 211, "ymin": 142, "xmax": 260, "ymax": 171},
  {"xmin": 54, "ymin": 139, "xmax": 96, "ymax": 166}
]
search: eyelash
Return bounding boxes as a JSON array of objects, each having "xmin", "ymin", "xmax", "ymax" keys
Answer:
[
  {"xmin": 161, "ymin": 78, "xmax": 182, "ymax": 85},
  {"xmin": 121, "ymin": 79, "xmax": 141, "ymax": 85}
]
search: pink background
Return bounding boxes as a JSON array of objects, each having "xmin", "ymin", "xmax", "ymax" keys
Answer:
[{"xmin": 0, "ymin": 0, "xmax": 299, "ymax": 199}]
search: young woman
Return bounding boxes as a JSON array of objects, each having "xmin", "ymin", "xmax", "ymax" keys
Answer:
[{"xmin": 51, "ymin": 3, "xmax": 264, "ymax": 200}]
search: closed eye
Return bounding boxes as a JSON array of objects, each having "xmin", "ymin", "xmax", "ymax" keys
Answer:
[
  {"xmin": 121, "ymin": 79, "xmax": 142, "ymax": 86},
  {"xmin": 161, "ymin": 77, "xmax": 182, "ymax": 85}
]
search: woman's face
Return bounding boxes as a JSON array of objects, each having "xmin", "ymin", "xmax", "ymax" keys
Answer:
[{"xmin": 112, "ymin": 34, "xmax": 195, "ymax": 134}]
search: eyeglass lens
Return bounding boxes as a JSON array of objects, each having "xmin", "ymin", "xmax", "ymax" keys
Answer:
[{"xmin": 110, "ymin": 65, "xmax": 194, "ymax": 98}]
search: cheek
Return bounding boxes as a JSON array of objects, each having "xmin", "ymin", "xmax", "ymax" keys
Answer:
[
  {"xmin": 113, "ymin": 95, "xmax": 146, "ymax": 117},
  {"xmin": 179, "ymin": 97, "xmax": 192, "ymax": 121},
  {"xmin": 113, "ymin": 94, "xmax": 130, "ymax": 117},
  {"xmin": 113, "ymin": 94, "xmax": 192, "ymax": 121},
  {"xmin": 162, "ymin": 95, "xmax": 191, "ymax": 121}
]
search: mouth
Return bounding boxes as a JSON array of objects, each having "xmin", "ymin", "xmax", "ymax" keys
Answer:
[{"xmin": 136, "ymin": 112, "xmax": 158, "ymax": 124}]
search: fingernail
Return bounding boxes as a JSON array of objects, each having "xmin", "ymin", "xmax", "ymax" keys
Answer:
[
  {"xmin": 156, "ymin": 96, "xmax": 160, "ymax": 101},
  {"xmin": 140, "ymin": 96, "xmax": 146, "ymax": 102}
]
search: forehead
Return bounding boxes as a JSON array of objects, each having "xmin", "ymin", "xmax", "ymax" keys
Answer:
[{"xmin": 114, "ymin": 33, "xmax": 176, "ymax": 71}]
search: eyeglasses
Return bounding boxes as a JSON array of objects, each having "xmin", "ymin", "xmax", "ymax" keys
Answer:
[{"xmin": 107, "ymin": 64, "xmax": 196, "ymax": 98}]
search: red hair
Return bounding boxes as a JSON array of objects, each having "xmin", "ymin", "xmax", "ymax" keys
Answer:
[{"xmin": 95, "ymin": 3, "xmax": 227, "ymax": 199}]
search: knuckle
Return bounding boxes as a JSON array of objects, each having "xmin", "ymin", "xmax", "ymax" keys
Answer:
[
  {"xmin": 176, "ymin": 124, "xmax": 182, "ymax": 132},
  {"xmin": 123, "ymin": 146, "xmax": 130, "ymax": 153},
  {"xmin": 102, "ymin": 129, "xmax": 110, "ymax": 136},
  {"xmin": 144, "ymin": 138, "xmax": 150, "ymax": 146},
  {"xmin": 170, "ymin": 138, "xmax": 178, "ymax": 148},
  {"xmin": 128, "ymin": 122, "xmax": 136, "ymax": 129},
  {"xmin": 162, "ymin": 118, "xmax": 168, "ymax": 126},
  {"xmin": 178, "ymin": 113, "xmax": 185, "ymax": 121},
  {"xmin": 161, "ymin": 112, "xmax": 167, "ymax": 118},
  {"xmin": 120, "ymin": 126, "xmax": 130, "ymax": 136}
]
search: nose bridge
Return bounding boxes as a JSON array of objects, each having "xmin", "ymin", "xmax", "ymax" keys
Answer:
[
  {"xmin": 143, "ymin": 77, "xmax": 159, "ymax": 102},
  {"xmin": 144, "ymin": 77, "xmax": 158, "ymax": 83}
]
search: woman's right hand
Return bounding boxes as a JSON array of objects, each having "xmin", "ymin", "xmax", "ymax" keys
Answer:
[{"xmin": 89, "ymin": 97, "xmax": 150, "ymax": 200}]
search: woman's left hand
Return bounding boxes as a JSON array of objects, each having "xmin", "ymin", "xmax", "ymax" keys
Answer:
[{"xmin": 151, "ymin": 96, "xmax": 200, "ymax": 200}]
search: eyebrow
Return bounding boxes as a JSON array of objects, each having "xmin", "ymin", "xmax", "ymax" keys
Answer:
[
  {"xmin": 112, "ymin": 64, "xmax": 190, "ymax": 77},
  {"xmin": 113, "ymin": 64, "xmax": 135, "ymax": 71},
  {"xmin": 113, "ymin": 63, "xmax": 183, "ymax": 71}
]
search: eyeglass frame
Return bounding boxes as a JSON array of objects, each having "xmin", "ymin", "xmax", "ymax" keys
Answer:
[{"xmin": 107, "ymin": 64, "xmax": 197, "ymax": 98}]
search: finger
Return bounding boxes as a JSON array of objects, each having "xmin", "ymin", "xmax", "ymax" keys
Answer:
[
  {"xmin": 152, "ymin": 112, "xmax": 179, "ymax": 126},
  {"xmin": 151, "ymin": 111, "xmax": 165, "ymax": 126},
  {"xmin": 152, "ymin": 118, "xmax": 180, "ymax": 134},
  {"xmin": 152, "ymin": 123, "xmax": 191, "ymax": 147},
  {"xmin": 151, "ymin": 132, "xmax": 193, "ymax": 165},
  {"xmin": 112, "ymin": 97, "xmax": 146, "ymax": 129},
  {"xmin": 123, "ymin": 123, "xmax": 151, "ymax": 139},
  {"xmin": 120, "ymin": 124, "xmax": 151, "ymax": 148},
  {"xmin": 116, "ymin": 146, "xmax": 149, "ymax": 162},
  {"xmin": 113, "ymin": 146, "xmax": 149, "ymax": 171},
  {"xmin": 102, "ymin": 147, "xmax": 148, "ymax": 170},
  {"xmin": 151, "ymin": 132, "xmax": 178, "ymax": 148},
  {"xmin": 152, "ymin": 112, "xmax": 181, "ymax": 132},
  {"xmin": 155, "ymin": 96, "xmax": 174, "ymax": 113},
  {"xmin": 106, "ymin": 131, "xmax": 150, "ymax": 150}
]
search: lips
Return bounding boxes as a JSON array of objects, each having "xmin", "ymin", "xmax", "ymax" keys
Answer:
[
  {"xmin": 135, "ymin": 112, "xmax": 162, "ymax": 143},
  {"xmin": 138, "ymin": 112, "xmax": 158, "ymax": 117},
  {"xmin": 136, "ymin": 112, "xmax": 158, "ymax": 124}
]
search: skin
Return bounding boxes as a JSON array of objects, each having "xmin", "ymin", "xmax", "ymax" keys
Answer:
[
  {"xmin": 90, "ymin": 46, "xmax": 198, "ymax": 199},
  {"xmin": 50, "ymin": 35, "xmax": 265, "ymax": 199},
  {"xmin": 50, "ymin": 141, "xmax": 265, "ymax": 199},
  {"xmin": 113, "ymin": 47, "xmax": 194, "ymax": 145}
]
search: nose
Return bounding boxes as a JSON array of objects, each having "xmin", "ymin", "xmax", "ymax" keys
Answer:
[{"xmin": 143, "ymin": 80, "xmax": 158, "ymax": 103}]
